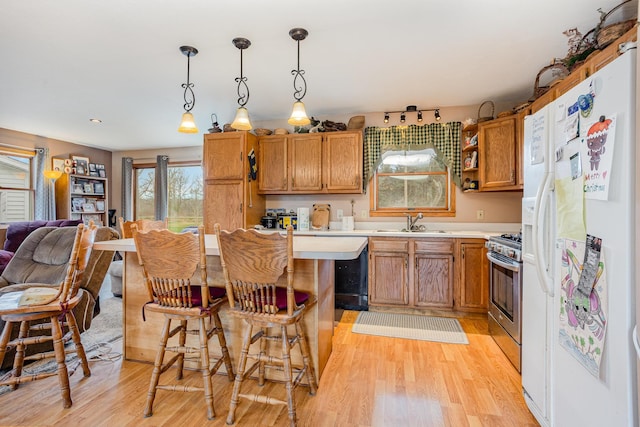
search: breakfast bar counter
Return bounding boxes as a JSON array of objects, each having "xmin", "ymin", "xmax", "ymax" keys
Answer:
[{"xmin": 95, "ymin": 234, "xmax": 368, "ymax": 380}]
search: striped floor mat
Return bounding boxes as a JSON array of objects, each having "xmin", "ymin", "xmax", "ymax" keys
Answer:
[{"xmin": 352, "ymin": 311, "xmax": 468, "ymax": 344}]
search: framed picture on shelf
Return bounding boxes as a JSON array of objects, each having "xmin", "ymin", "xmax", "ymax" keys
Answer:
[
  {"xmin": 52, "ymin": 158, "xmax": 66, "ymax": 172},
  {"xmin": 72, "ymin": 156, "xmax": 90, "ymax": 176},
  {"xmin": 98, "ymin": 169, "xmax": 106, "ymax": 178},
  {"xmin": 84, "ymin": 183, "xmax": 94, "ymax": 193},
  {"xmin": 82, "ymin": 202, "xmax": 96, "ymax": 212},
  {"xmin": 83, "ymin": 214, "xmax": 102, "ymax": 226},
  {"xmin": 72, "ymin": 183, "xmax": 84, "ymax": 194},
  {"xmin": 71, "ymin": 198, "xmax": 85, "ymax": 212},
  {"xmin": 96, "ymin": 200, "xmax": 105, "ymax": 211},
  {"xmin": 93, "ymin": 182, "xmax": 104, "ymax": 194}
]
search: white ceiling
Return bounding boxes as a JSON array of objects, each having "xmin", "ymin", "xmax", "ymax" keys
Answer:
[{"xmin": 0, "ymin": 0, "xmax": 636, "ymax": 151}]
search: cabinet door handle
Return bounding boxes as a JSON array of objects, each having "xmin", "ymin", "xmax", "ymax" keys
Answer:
[
  {"xmin": 239, "ymin": 203, "xmax": 243, "ymax": 212},
  {"xmin": 462, "ymin": 247, "xmax": 465, "ymax": 259}
]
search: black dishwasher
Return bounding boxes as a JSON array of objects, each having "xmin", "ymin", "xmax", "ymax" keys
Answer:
[{"xmin": 335, "ymin": 246, "xmax": 368, "ymax": 311}]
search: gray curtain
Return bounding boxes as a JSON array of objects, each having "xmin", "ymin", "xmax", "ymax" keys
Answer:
[
  {"xmin": 33, "ymin": 147, "xmax": 53, "ymax": 220},
  {"xmin": 155, "ymin": 155, "xmax": 168, "ymax": 221},
  {"xmin": 121, "ymin": 157, "xmax": 133, "ymax": 221}
]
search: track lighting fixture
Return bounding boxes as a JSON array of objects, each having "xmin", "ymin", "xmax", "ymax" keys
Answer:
[
  {"xmin": 383, "ymin": 105, "xmax": 441, "ymax": 124},
  {"xmin": 178, "ymin": 45, "xmax": 199, "ymax": 133}
]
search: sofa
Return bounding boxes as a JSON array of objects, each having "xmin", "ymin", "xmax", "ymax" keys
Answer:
[
  {"xmin": 0, "ymin": 225, "xmax": 119, "ymax": 368},
  {"xmin": 0, "ymin": 220, "xmax": 82, "ymax": 275}
]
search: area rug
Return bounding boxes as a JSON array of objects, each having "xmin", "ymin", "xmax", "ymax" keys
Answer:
[
  {"xmin": 352, "ymin": 311, "xmax": 468, "ymax": 344},
  {"xmin": 0, "ymin": 296, "xmax": 123, "ymax": 396}
]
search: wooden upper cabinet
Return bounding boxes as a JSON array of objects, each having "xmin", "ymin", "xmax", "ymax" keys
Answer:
[
  {"xmin": 324, "ymin": 131, "xmax": 363, "ymax": 192},
  {"xmin": 587, "ymin": 26, "xmax": 637, "ymax": 75},
  {"xmin": 257, "ymin": 135, "xmax": 288, "ymax": 192},
  {"xmin": 258, "ymin": 130, "xmax": 363, "ymax": 194},
  {"xmin": 289, "ymin": 134, "xmax": 323, "ymax": 192},
  {"xmin": 203, "ymin": 133, "xmax": 244, "ymax": 181},
  {"xmin": 478, "ymin": 116, "xmax": 520, "ymax": 191},
  {"xmin": 202, "ymin": 131, "xmax": 265, "ymax": 232}
]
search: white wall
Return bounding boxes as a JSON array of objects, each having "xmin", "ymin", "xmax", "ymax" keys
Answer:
[{"xmin": 110, "ymin": 104, "xmax": 523, "ymax": 226}]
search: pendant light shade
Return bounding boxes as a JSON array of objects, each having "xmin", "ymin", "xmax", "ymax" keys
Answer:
[
  {"xmin": 288, "ymin": 101, "xmax": 310, "ymax": 126},
  {"xmin": 178, "ymin": 45, "xmax": 199, "ymax": 134},
  {"xmin": 231, "ymin": 107, "xmax": 252, "ymax": 130},
  {"xmin": 288, "ymin": 28, "xmax": 310, "ymax": 126},
  {"xmin": 178, "ymin": 112, "xmax": 198, "ymax": 133},
  {"xmin": 230, "ymin": 37, "xmax": 253, "ymax": 131}
]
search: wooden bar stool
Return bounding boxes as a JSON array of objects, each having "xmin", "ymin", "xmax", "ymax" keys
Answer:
[
  {"xmin": 132, "ymin": 225, "xmax": 234, "ymax": 420},
  {"xmin": 0, "ymin": 222, "xmax": 98, "ymax": 408},
  {"xmin": 214, "ymin": 224, "xmax": 318, "ymax": 427}
]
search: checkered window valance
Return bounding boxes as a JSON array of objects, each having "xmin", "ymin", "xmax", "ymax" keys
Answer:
[{"xmin": 363, "ymin": 122, "xmax": 462, "ymax": 191}]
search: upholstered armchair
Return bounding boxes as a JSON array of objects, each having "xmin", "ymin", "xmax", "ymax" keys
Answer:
[{"xmin": 0, "ymin": 225, "xmax": 119, "ymax": 368}]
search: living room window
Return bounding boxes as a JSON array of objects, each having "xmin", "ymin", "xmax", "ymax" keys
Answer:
[
  {"xmin": 133, "ymin": 162, "xmax": 203, "ymax": 231},
  {"xmin": 0, "ymin": 147, "xmax": 35, "ymax": 222}
]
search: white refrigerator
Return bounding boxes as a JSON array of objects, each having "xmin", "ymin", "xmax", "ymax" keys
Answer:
[{"xmin": 521, "ymin": 50, "xmax": 638, "ymax": 427}]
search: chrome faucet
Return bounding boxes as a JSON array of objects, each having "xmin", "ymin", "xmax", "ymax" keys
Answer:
[{"xmin": 405, "ymin": 212, "xmax": 424, "ymax": 231}]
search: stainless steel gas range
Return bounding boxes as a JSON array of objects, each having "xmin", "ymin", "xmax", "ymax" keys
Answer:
[{"xmin": 486, "ymin": 233, "xmax": 523, "ymax": 372}]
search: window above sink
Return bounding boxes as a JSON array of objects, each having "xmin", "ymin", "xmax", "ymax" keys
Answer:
[{"xmin": 370, "ymin": 146, "xmax": 455, "ymax": 218}]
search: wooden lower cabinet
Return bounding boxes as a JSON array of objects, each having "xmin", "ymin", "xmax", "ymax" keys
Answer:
[
  {"xmin": 414, "ymin": 240, "xmax": 454, "ymax": 309},
  {"xmin": 369, "ymin": 238, "xmax": 409, "ymax": 305},
  {"xmin": 369, "ymin": 251, "xmax": 409, "ymax": 305},
  {"xmin": 455, "ymin": 239, "xmax": 489, "ymax": 313},
  {"xmin": 203, "ymin": 182, "xmax": 243, "ymax": 232},
  {"xmin": 368, "ymin": 237, "xmax": 488, "ymax": 314}
]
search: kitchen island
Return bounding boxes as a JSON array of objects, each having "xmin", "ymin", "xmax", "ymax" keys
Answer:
[{"xmin": 94, "ymin": 234, "xmax": 368, "ymax": 380}]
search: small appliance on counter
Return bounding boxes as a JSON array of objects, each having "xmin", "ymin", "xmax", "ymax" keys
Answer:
[
  {"xmin": 260, "ymin": 214, "xmax": 277, "ymax": 229},
  {"xmin": 277, "ymin": 210, "xmax": 297, "ymax": 230}
]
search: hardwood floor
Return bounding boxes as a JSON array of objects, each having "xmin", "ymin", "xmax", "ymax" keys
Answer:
[{"xmin": 0, "ymin": 311, "xmax": 538, "ymax": 426}]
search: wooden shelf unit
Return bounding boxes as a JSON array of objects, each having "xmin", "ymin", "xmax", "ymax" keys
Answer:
[{"xmin": 55, "ymin": 173, "xmax": 108, "ymax": 226}]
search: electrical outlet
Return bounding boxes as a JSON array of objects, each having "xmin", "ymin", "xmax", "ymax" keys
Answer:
[
  {"xmin": 336, "ymin": 209, "xmax": 344, "ymax": 220},
  {"xmin": 360, "ymin": 210, "xmax": 368, "ymax": 219},
  {"xmin": 477, "ymin": 210, "xmax": 485, "ymax": 220}
]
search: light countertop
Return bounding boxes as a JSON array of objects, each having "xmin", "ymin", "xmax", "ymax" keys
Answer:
[{"xmin": 94, "ymin": 235, "xmax": 369, "ymax": 261}]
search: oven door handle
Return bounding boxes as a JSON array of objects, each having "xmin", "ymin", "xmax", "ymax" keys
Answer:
[{"xmin": 486, "ymin": 253, "xmax": 520, "ymax": 272}]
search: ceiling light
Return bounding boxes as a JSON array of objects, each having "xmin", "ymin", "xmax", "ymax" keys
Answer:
[
  {"xmin": 89, "ymin": 118, "xmax": 102, "ymax": 124},
  {"xmin": 178, "ymin": 45, "xmax": 199, "ymax": 134},
  {"xmin": 288, "ymin": 28, "xmax": 311, "ymax": 126},
  {"xmin": 382, "ymin": 105, "xmax": 441, "ymax": 124},
  {"xmin": 230, "ymin": 37, "xmax": 253, "ymax": 131}
]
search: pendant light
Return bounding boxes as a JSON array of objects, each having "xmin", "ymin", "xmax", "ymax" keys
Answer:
[
  {"xmin": 230, "ymin": 37, "xmax": 253, "ymax": 131},
  {"xmin": 178, "ymin": 45, "xmax": 199, "ymax": 133},
  {"xmin": 288, "ymin": 28, "xmax": 310, "ymax": 126}
]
